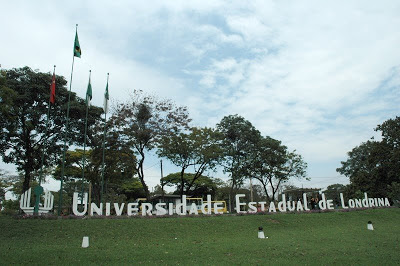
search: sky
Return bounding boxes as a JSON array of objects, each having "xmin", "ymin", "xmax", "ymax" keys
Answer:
[{"xmin": 1, "ymin": 1, "xmax": 400, "ymax": 194}]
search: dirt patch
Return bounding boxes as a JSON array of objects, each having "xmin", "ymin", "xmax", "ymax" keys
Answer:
[{"xmin": 266, "ymin": 218, "xmax": 280, "ymax": 224}]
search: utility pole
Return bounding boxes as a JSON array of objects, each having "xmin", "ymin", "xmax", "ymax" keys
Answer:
[
  {"xmin": 228, "ymin": 194, "xmax": 231, "ymax": 213},
  {"xmin": 160, "ymin": 159, "xmax": 163, "ymax": 179},
  {"xmin": 160, "ymin": 160, "xmax": 164, "ymax": 198},
  {"xmin": 250, "ymin": 177, "xmax": 254, "ymax": 202}
]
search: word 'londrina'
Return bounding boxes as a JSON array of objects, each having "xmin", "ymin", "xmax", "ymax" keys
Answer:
[{"xmin": 72, "ymin": 192, "xmax": 391, "ymax": 216}]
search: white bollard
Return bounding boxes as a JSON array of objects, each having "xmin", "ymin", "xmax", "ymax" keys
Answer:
[
  {"xmin": 258, "ymin": 227, "xmax": 268, "ymax": 239},
  {"xmin": 82, "ymin": 236, "xmax": 89, "ymax": 248},
  {"xmin": 367, "ymin": 221, "xmax": 374, "ymax": 231}
]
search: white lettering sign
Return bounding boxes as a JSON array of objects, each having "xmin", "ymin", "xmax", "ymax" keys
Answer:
[{"xmin": 22, "ymin": 191, "xmax": 391, "ymax": 216}]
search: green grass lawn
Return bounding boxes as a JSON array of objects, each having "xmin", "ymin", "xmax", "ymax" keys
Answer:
[{"xmin": 1, "ymin": 208, "xmax": 399, "ymax": 265}]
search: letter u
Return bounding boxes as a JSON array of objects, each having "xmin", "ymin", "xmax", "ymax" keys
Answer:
[{"xmin": 72, "ymin": 192, "xmax": 88, "ymax": 216}]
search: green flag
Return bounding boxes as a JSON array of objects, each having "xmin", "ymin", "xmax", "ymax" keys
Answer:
[
  {"xmin": 86, "ymin": 78, "xmax": 92, "ymax": 107},
  {"xmin": 103, "ymin": 81, "xmax": 109, "ymax": 113},
  {"xmin": 74, "ymin": 30, "xmax": 81, "ymax": 58}
]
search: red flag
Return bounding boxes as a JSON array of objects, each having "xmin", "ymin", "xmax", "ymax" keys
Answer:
[{"xmin": 50, "ymin": 72, "xmax": 56, "ymax": 104}]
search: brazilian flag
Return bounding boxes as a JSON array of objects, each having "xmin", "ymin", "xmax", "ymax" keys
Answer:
[
  {"xmin": 86, "ymin": 77, "xmax": 92, "ymax": 107},
  {"xmin": 74, "ymin": 31, "xmax": 81, "ymax": 58},
  {"xmin": 103, "ymin": 79, "xmax": 109, "ymax": 113}
]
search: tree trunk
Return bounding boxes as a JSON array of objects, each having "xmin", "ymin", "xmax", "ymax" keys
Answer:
[
  {"xmin": 230, "ymin": 177, "xmax": 236, "ymax": 212},
  {"xmin": 271, "ymin": 179, "xmax": 282, "ymax": 202},
  {"xmin": 260, "ymin": 180, "xmax": 271, "ymax": 202},
  {"xmin": 22, "ymin": 171, "xmax": 31, "ymax": 193},
  {"xmin": 185, "ymin": 163, "xmax": 206, "ymax": 195},
  {"xmin": 92, "ymin": 182, "xmax": 100, "ymax": 205},
  {"xmin": 137, "ymin": 151, "xmax": 150, "ymax": 200},
  {"xmin": 22, "ymin": 147, "xmax": 34, "ymax": 193},
  {"xmin": 179, "ymin": 167, "xmax": 185, "ymax": 198}
]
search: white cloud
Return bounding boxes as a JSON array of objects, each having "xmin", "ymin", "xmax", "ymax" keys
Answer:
[{"xmin": 1, "ymin": 1, "xmax": 400, "ymax": 189}]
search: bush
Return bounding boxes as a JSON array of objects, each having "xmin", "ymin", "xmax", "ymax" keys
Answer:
[
  {"xmin": 388, "ymin": 182, "xmax": 400, "ymax": 207},
  {"xmin": 1, "ymin": 199, "xmax": 19, "ymax": 215}
]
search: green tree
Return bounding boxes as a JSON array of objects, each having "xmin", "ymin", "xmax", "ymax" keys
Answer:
[
  {"xmin": 151, "ymin": 184, "xmax": 164, "ymax": 196},
  {"xmin": 0, "ymin": 67, "xmax": 103, "ymax": 192},
  {"xmin": 250, "ymin": 136, "xmax": 308, "ymax": 201},
  {"xmin": 53, "ymin": 124, "xmax": 138, "ymax": 203},
  {"xmin": 388, "ymin": 182, "xmax": 400, "ymax": 206},
  {"xmin": 157, "ymin": 127, "xmax": 222, "ymax": 197},
  {"xmin": 337, "ymin": 116, "xmax": 400, "ymax": 198},
  {"xmin": 216, "ymin": 115, "xmax": 261, "ymax": 204},
  {"xmin": 337, "ymin": 140, "xmax": 392, "ymax": 198},
  {"xmin": 161, "ymin": 172, "xmax": 224, "ymax": 198},
  {"xmin": 111, "ymin": 90, "xmax": 191, "ymax": 199}
]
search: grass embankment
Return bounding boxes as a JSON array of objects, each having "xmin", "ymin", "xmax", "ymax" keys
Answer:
[{"xmin": 1, "ymin": 208, "xmax": 399, "ymax": 265}]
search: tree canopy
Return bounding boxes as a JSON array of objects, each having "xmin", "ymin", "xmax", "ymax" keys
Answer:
[
  {"xmin": 53, "ymin": 122, "xmax": 138, "ymax": 203},
  {"xmin": 216, "ymin": 115, "xmax": 261, "ymax": 193},
  {"xmin": 111, "ymin": 90, "xmax": 191, "ymax": 199},
  {"xmin": 157, "ymin": 127, "xmax": 222, "ymax": 196},
  {"xmin": 0, "ymin": 67, "xmax": 103, "ymax": 192},
  {"xmin": 337, "ymin": 117, "xmax": 400, "ymax": 199},
  {"xmin": 1, "ymin": 66, "xmax": 311, "ymax": 211},
  {"xmin": 161, "ymin": 172, "xmax": 224, "ymax": 198},
  {"xmin": 250, "ymin": 136, "xmax": 307, "ymax": 201}
]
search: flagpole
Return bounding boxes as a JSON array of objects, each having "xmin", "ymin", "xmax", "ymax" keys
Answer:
[
  {"xmin": 81, "ymin": 70, "xmax": 91, "ymax": 199},
  {"xmin": 58, "ymin": 24, "xmax": 78, "ymax": 216},
  {"xmin": 34, "ymin": 65, "xmax": 56, "ymax": 215},
  {"xmin": 100, "ymin": 73, "xmax": 109, "ymax": 205}
]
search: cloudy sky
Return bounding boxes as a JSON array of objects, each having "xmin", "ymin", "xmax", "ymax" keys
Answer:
[{"xmin": 1, "ymin": 1, "xmax": 400, "ymax": 192}]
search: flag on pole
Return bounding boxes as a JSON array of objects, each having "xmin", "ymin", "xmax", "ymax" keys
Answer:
[
  {"xmin": 86, "ymin": 76, "xmax": 92, "ymax": 107},
  {"xmin": 103, "ymin": 79, "xmax": 109, "ymax": 113},
  {"xmin": 74, "ymin": 30, "xmax": 81, "ymax": 58},
  {"xmin": 49, "ymin": 71, "xmax": 56, "ymax": 104}
]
